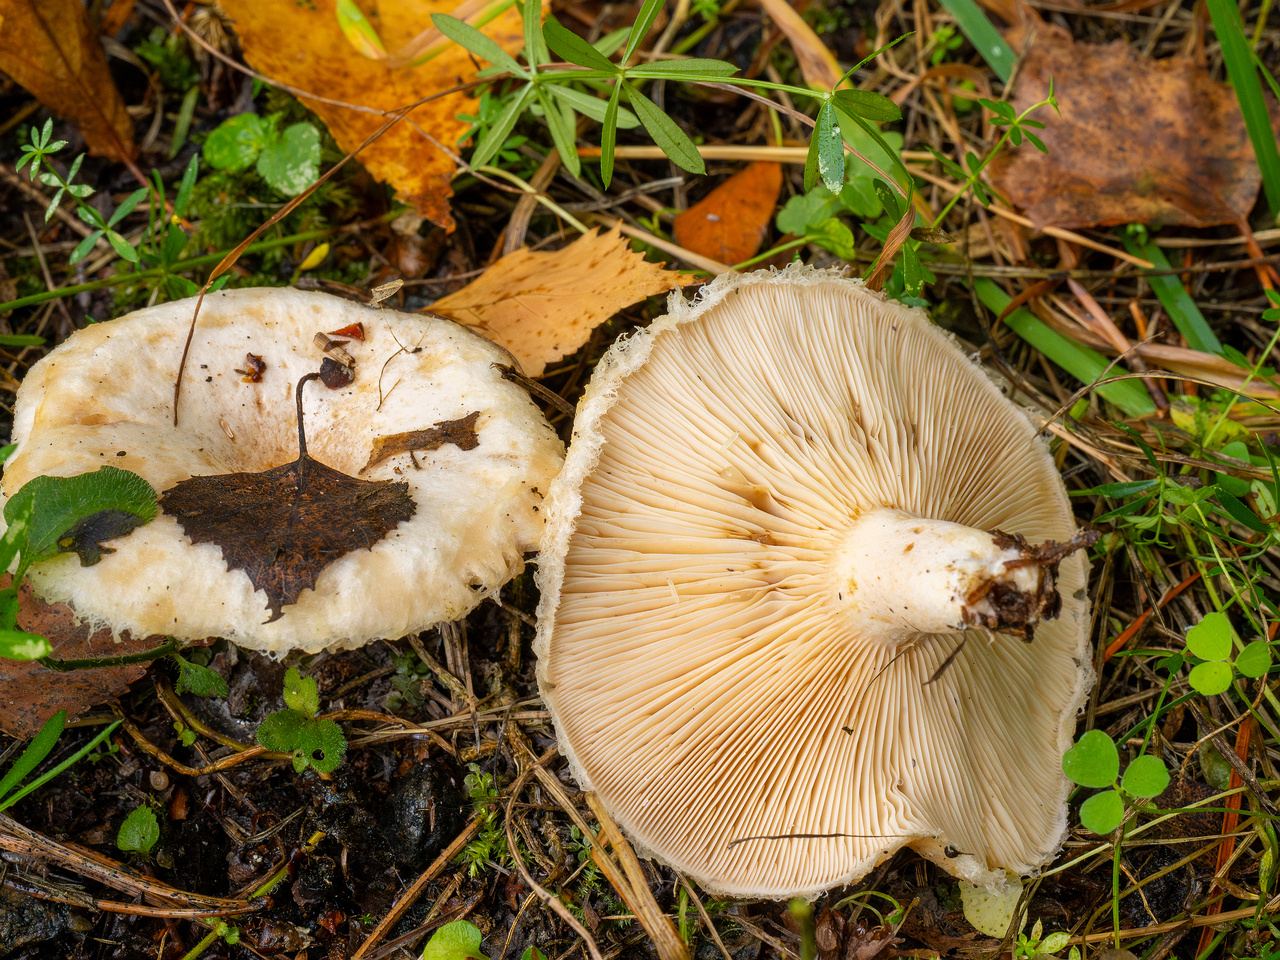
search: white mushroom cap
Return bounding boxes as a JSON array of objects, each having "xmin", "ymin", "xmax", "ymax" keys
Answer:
[
  {"xmin": 1, "ymin": 288, "xmax": 564, "ymax": 654},
  {"xmin": 535, "ymin": 266, "xmax": 1092, "ymax": 898}
]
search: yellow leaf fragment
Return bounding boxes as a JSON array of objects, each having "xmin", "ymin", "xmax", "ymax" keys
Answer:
[
  {"xmin": 429, "ymin": 228, "xmax": 695, "ymax": 376},
  {"xmin": 0, "ymin": 0, "xmax": 136, "ymax": 161},
  {"xmin": 216, "ymin": 0, "xmax": 530, "ymax": 230},
  {"xmin": 960, "ymin": 873, "xmax": 1026, "ymax": 939},
  {"xmin": 754, "ymin": 0, "xmax": 841, "ymax": 90}
]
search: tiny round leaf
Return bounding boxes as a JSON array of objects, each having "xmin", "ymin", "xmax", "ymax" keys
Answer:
[
  {"xmin": 1121, "ymin": 754, "xmax": 1169, "ymax": 799},
  {"xmin": 1234, "ymin": 640, "xmax": 1272, "ymax": 679},
  {"xmin": 423, "ymin": 920, "xmax": 490, "ymax": 960},
  {"xmin": 1185, "ymin": 611, "xmax": 1233, "ymax": 661},
  {"xmin": 1079, "ymin": 790, "xmax": 1124, "ymax": 834},
  {"xmin": 1062, "ymin": 729, "xmax": 1119, "ymax": 788},
  {"xmin": 117, "ymin": 805, "xmax": 160, "ymax": 857},
  {"xmin": 1188, "ymin": 660, "xmax": 1233, "ymax": 695}
]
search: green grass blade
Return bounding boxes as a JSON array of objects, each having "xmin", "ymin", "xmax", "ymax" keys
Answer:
[
  {"xmin": 1120, "ymin": 235, "xmax": 1223, "ymax": 355},
  {"xmin": 0, "ymin": 709, "xmax": 65, "ymax": 805},
  {"xmin": 1206, "ymin": 0, "xmax": 1280, "ymax": 219},
  {"xmin": 432, "ymin": 14, "xmax": 528, "ymax": 78},
  {"xmin": 521, "ymin": 0, "xmax": 548, "ymax": 67},
  {"xmin": 972, "ymin": 278, "xmax": 1157, "ymax": 418},
  {"xmin": 0, "ymin": 720, "xmax": 121, "ymax": 812},
  {"xmin": 600, "ymin": 82, "xmax": 622, "ymax": 187},
  {"xmin": 934, "ymin": 0, "xmax": 1017, "ymax": 82},
  {"xmin": 469, "ymin": 84, "xmax": 535, "ymax": 170}
]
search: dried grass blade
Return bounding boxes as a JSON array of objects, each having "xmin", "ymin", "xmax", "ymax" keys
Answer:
[{"xmin": 586, "ymin": 792, "xmax": 690, "ymax": 960}]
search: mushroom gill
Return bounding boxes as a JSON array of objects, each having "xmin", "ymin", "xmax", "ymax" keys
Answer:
[{"xmin": 535, "ymin": 266, "xmax": 1093, "ymax": 898}]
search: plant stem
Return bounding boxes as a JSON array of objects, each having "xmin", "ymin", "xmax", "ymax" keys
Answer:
[
  {"xmin": 179, "ymin": 930, "xmax": 220, "ymax": 960},
  {"xmin": 38, "ymin": 639, "xmax": 180, "ymax": 672},
  {"xmin": 0, "ymin": 227, "xmax": 337, "ymax": 315}
]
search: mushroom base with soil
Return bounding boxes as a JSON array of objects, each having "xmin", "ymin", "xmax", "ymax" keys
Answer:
[{"xmin": 833, "ymin": 507, "xmax": 1097, "ymax": 643}]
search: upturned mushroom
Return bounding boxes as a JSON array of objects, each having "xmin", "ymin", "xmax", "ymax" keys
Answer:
[
  {"xmin": 535, "ymin": 267, "xmax": 1094, "ymax": 898},
  {"xmin": 1, "ymin": 287, "xmax": 564, "ymax": 654}
]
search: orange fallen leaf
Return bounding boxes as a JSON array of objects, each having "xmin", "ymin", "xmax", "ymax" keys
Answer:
[
  {"xmin": 216, "ymin": 0, "xmax": 529, "ymax": 231},
  {"xmin": 673, "ymin": 161, "xmax": 782, "ymax": 266},
  {"xmin": 0, "ymin": 576, "xmax": 163, "ymax": 739},
  {"xmin": 429, "ymin": 227, "xmax": 694, "ymax": 376},
  {"xmin": 755, "ymin": 0, "xmax": 841, "ymax": 90},
  {"xmin": 987, "ymin": 24, "xmax": 1261, "ymax": 230},
  {"xmin": 0, "ymin": 0, "xmax": 135, "ymax": 162}
]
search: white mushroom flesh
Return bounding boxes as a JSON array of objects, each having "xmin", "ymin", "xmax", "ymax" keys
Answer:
[{"xmin": 536, "ymin": 267, "xmax": 1091, "ymax": 898}]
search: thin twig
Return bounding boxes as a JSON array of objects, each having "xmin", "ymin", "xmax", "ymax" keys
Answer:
[{"xmin": 350, "ymin": 816, "xmax": 483, "ymax": 960}]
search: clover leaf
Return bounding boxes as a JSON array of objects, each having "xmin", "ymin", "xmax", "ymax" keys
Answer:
[
  {"xmin": 1063, "ymin": 730, "xmax": 1168, "ymax": 835},
  {"xmin": 1183, "ymin": 612, "xmax": 1272, "ymax": 695},
  {"xmin": 256, "ymin": 667, "xmax": 347, "ymax": 774}
]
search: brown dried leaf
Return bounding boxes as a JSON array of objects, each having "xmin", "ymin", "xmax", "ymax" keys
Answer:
[
  {"xmin": 161, "ymin": 453, "xmax": 415, "ymax": 622},
  {"xmin": 429, "ymin": 227, "xmax": 694, "ymax": 376},
  {"xmin": 215, "ymin": 0, "xmax": 528, "ymax": 230},
  {"xmin": 755, "ymin": 0, "xmax": 841, "ymax": 90},
  {"xmin": 673, "ymin": 162, "xmax": 782, "ymax": 266},
  {"xmin": 0, "ymin": 576, "xmax": 158, "ymax": 739},
  {"xmin": 987, "ymin": 25, "xmax": 1262, "ymax": 230},
  {"xmin": 363, "ymin": 410, "xmax": 480, "ymax": 473},
  {"xmin": 0, "ymin": 0, "xmax": 135, "ymax": 161}
]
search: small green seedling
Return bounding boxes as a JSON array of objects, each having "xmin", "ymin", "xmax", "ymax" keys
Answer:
[
  {"xmin": 458, "ymin": 763, "xmax": 509, "ymax": 877},
  {"xmin": 117, "ymin": 804, "xmax": 160, "ymax": 857},
  {"xmin": 171, "ymin": 653, "xmax": 228, "ymax": 698},
  {"xmin": 0, "ymin": 710, "xmax": 121, "ymax": 811},
  {"xmin": 1062, "ymin": 730, "xmax": 1169, "ymax": 834},
  {"xmin": 1184, "ymin": 611, "xmax": 1272, "ymax": 696},
  {"xmin": 422, "ymin": 920, "xmax": 490, "ymax": 960},
  {"xmin": 1013, "ymin": 919, "xmax": 1078, "ymax": 960},
  {"xmin": 255, "ymin": 667, "xmax": 347, "ymax": 774},
  {"xmin": 202, "ymin": 114, "xmax": 322, "ymax": 197}
]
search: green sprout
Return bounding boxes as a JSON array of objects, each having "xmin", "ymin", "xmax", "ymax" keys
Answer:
[{"xmin": 255, "ymin": 666, "xmax": 347, "ymax": 774}]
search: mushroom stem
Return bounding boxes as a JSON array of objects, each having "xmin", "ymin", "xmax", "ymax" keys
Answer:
[{"xmin": 832, "ymin": 507, "xmax": 1094, "ymax": 642}]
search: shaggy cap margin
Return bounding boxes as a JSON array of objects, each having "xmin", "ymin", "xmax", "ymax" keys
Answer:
[{"xmin": 2, "ymin": 288, "xmax": 565, "ymax": 654}]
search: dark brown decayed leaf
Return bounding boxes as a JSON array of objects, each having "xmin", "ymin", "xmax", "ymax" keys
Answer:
[
  {"xmin": 0, "ymin": 576, "xmax": 157, "ymax": 738},
  {"xmin": 161, "ymin": 455, "xmax": 416, "ymax": 622},
  {"xmin": 363, "ymin": 411, "xmax": 481, "ymax": 473},
  {"xmin": 0, "ymin": 0, "xmax": 136, "ymax": 161},
  {"xmin": 987, "ymin": 25, "xmax": 1261, "ymax": 229}
]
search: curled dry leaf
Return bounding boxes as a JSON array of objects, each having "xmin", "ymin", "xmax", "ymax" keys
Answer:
[
  {"xmin": 754, "ymin": 0, "xmax": 841, "ymax": 90},
  {"xmin": 673, "ymin": 162, "xmax": 783, "ymax": 266},
  {"xmin": 0, "ymin": 576, "xmax": 160, "ymax": 739},
  {"xmin": 987, "ymin": 23, "xmax": 1263, "ymax": 229},
  {"xmin": 0, "ymin": 0, "xmax": 135, "ymax": 161},
  {"xmin": 215, "ymin": 0, "xmax": 529, "ymax": 230},
  {"xmin": 429, "ymin": 227, "xmax": 695, "ymax": 376}
]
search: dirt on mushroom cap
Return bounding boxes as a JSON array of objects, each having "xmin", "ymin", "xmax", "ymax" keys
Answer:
[{"xmin": 534, "ymin": 266, "xmax": 1093, "ymax": 898}]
